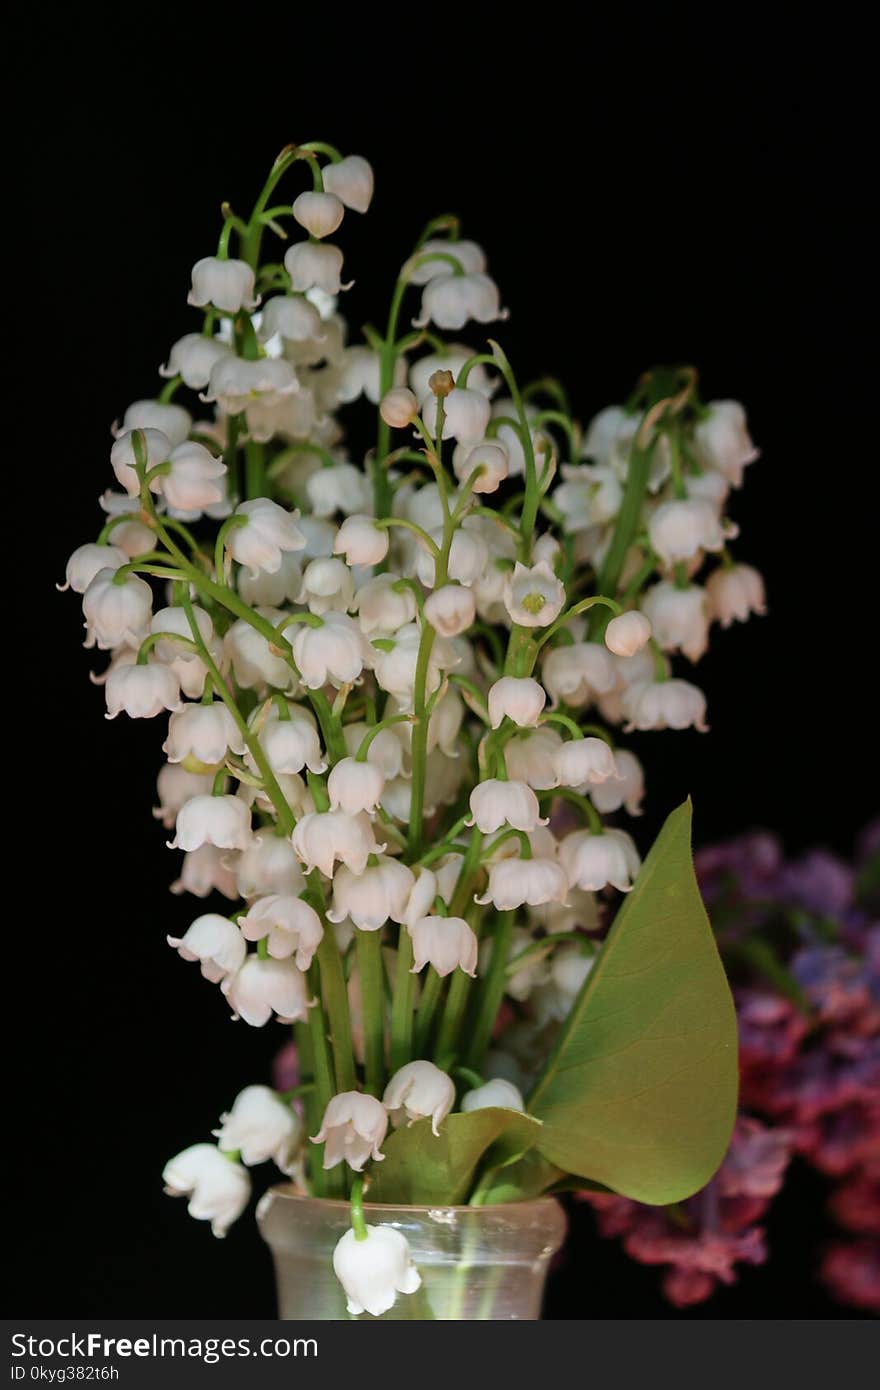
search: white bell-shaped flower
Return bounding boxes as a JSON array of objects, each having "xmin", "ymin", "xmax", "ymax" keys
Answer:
[
  {"xmin": 333, "ymin": 346, "xmax": 386, "ymax": 404},
  {"xmin": 559, "ymin": 828, "xmax": 641, "ymax": 892},
  {"xmin": 379, "ymin": 386, "xmax": 418, "ymax": 428},
  {"xmin": 259, "ymin": 293, "xmax": 324, "ymax": 343},
  {"xmin": 424, "ymin": 583, "xmax": 476, "ymax": 637},
  {"xmin": 160, "ymin": 333, "xmax": 233, "ymax": 390},
  {"xmin": 259, "ymin": 713, "xmax": 327, "ymax": 776},
  {"xmin": 416, "ymin": 527, "xmax": 488, "ymax": 589},
  {"xmin": 222, "ymin": 955, "xmax": 312, "ymax": 1026},
  {"xmin": 453, "ymin": 438, "xmax": 509, "ymax": 493},
  {"xmin": 204, "ymin": 356, "xmax": 298, "ymax": 417},
  {"xmin": 121, "ymin": 399, "xmax": 192, "ymax": 448},
  {"xmin": 292, "ymin": 810, "xmax": 384, "ymax": 878},
  {"xmin": 460, "ymin": 1079, "xmax": 525, "ymax": 1112},
  {"xmin": 224, "ymin": 610, "xmax": 295, "ymax": 692},
  {"xmin": 164, "ymin": 703, "xmax": 245, "ymax": 766},
  {"xmin": 641, "ymin": 582, "xmax": 709, "ymax": 662},
  {"xmin": 284, "ymin": 242, "xmax": 347, "ymax": 294},
  {"xmin": 604, "ymin": 610, "xmax": 652, "ymax": 657},
  {"xmin": 551, "ymin": 737, "xmax": 619, "ymax": 790},
  {"xmin": 170, "ymin": 794, "xmax": 253, "ymax": 852},
  {"xmin": 105, "ymin": 662, "xmax": 181, "ymax": 719},
  {"xmin": 408, "ymin": 345, "xmax": 494, "ymax": 399},
  {"xmin": 239, "ymin": 894, "xmax": 323, "ymax": 969},
  {"xmin": 383, "ymin": 1061, "xmax": 455, "ymax": 1135},
  {"xmin": 333, "ymin": 1225, "xmax": 421, "ymax": 1318},
  {"xmin": 227, "ymin": 498, "xmax": 306, "ymax": 578},
  {"xmin": 487, "ymin": 676, "xmax": 546, "ymax": 730},
  {"xmin": 312, "ymin": 1091, "xmax": 388, "ymax": 1171},
  {"xmin": 82, "ymin": 569, "xmax": 153, "ymax": 650},
  {"xmin": 238, "ymin": 551, "xmax": 304, "ymax": 608},
  {"xmin": 503, "ymin": 560, "xmax": 566, "ymax": 628},
  {"xmin": 504, "ymin": 727, "xmax": 564, "ymax": 790},
  {"xmin": 149, "ymin": 604, "xmax": 213, "ymax": 663},
  {"xmin": 402, "ymin": 867, "xmax": 440, "ymax": 927},
  {"xmin": 648, "ymin": 498, "xmax": 725, "ymax": 568},
  {"xmin": 352, "ymin": 572, "xmax": 417, "ymax": 638},
  {"xmin": 292, "ymin": 190, "xmax": 345, "ymax": 238},
  {"xmin": 695, "ymin": 400, "xmax": 759, "ymax": 487},
  {"xmin": 163, "ymin": 1144, "xmax": 250, "ymax": 1238},
  {"xmin": 153, "ymin": 763, "xmax": 214, "ymax": 828},
  {"xmin": 328, "ymin": 855, "xmax": 414, "ymax": 932},
  {"xmin": 305, "ymin": 461, "xmax": 372, "ymax": 517},
  {"xmin": 167, "ymin": 913, "xmax": 246, "ymax": 982},
  {"xmin": 420, "ymin": 386, "xmax": 491, "ymax": 444},
  {"xmin": 58, "ymin": 542, "xmax": 128, "ymax": 594},
  {"xmin": 334, "ymin": 515, "xmax": 389, "ymax": 566},
  {"xmin": 542, "ymin": 641, "xmax": 617, "ymax": 707},
  {"xmin": 327, "ymin": 757, "xmax": 385, "ymax": 816},
  {"xmin": 296, "ymin": 556, "xmax": 354, "ymax": 615},
  {"xmin": 409, "ymin": 915, "xmax": 478, "ymax": 977},
  {"xmin": 408, "ymin": 238, "xmax": 486, "ymax": 285},
  {"xmin": 236, "ymin": 828, "xmax": 305, "ymax": 899},
  {"xmin": 214, "ymin": 1085, "xmax": 302, "ymax": 1173},
  {"xmin": 706, "ymin": 564, "xmax": 767, "ymax": 627},
  {"xmin": 414, "ymin": 272, "xmax": 505, "ymax": 331},
  {"xmin": 158, "ymin": 441, "xmax": 227, "ymax": 514},
  {"xmin": 170, "ymin": 844, "xmax": 239, "ymax": 900},
  {"xmin": 476, "ymin": 856, "xmax": 569, "ymax": 911},
  {"xmin": 110, "ymin": 426, "xmax": 171, "ymax": 495},
  {"xmin": 372, "ymin": 622, "xmax": 456, "ymax": 709},
  {"xmin": 188, "ymin": 256, "xmax": 258, "ymax": 313},
  {"xmin": 343, "ymin": 722, "xmax": 406, "ymax": 781},
  {"xmin": 590, "ymin": 748, "xmax": 645, "ymax": 816},
  {"xmin": 292, "ymin": 611, "xmax": 374, "ymax": 689},
  {"xmin": 467, "ymin": 779, "xmax": 547, "ymax": 834},
  {"xmin": 622, "ymin": 678, "xmax": 709, "ymax": 732},
  {"xmin": 323, "ymin": 154, "xmax": 374, "ymax": 213}
]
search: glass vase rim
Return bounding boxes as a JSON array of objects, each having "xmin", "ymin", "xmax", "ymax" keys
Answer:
[{"xmin": 261, "ymin": 1182, "xmax": 564, "ymax": 1217}]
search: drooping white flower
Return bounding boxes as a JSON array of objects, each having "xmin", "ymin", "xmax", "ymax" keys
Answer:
[
  {"xmin": 533, "ymin": 947, "xmax": 596, "ymax": 1024},
  {"xmin": 82, "ymin": 569, "xmax": 153, "ymax": 650},
  {"xmin": 224, "ymin": 609, "xmax": 295, "ymax": 692},
  {"xmin": 409, "ymin": 915, "xmax": 478, "ymax": 977},
  {"xmin": 292, "ymin": 611, "xmax": 374, "ymax": 689},
  {"xmin": 296, "ymin": 556, "xmax": 354, "ymax": 616},
  {"xmin": 452, "ymin": 438, "xmax": 509, "ymax": 493},
  {"xmin": 292, "ymin": 810, "xmax": 384, "ymax": 878},
  {"xmin": 170, "ymin": 844, "xmax": 239, "ymax": 900},
  {"xmin": 238, "ymin": 895, "xmax": 323, "ymax": 969},
  {"xmin": 604, "ymin": 610, "xmax": 652, "ymax": 657},
  {"xmin": 343, "ymin": 721, "xmax": 406, "ymax": 781},
  {"xmin": 334, "ymin": 515, "xmax": 389, "ymax": 566},
  {"xmin": 238, "ymin": 551, "xmax": 304, "ymax": 608},
  {"xmin": 420, "ymin": 386, "xmax": 491, "ymax": 444},
  {"xmin": 332, "ymin": 346, "xmax": 388, "ymax": 404},
  {"xmin": 554, "ymin": 463, "xmax": 623, "ymax": 530},
  {"xmin": 188, "ymin": 256, "xmax": 258, "ymax": 313},
  {"xmin": 552, "ymin": 737, "xmax": 619, "ymax": 789},
  {"xmin": 641, "ymin": 582, "xmax": 709, "ymax": 662},
  {"xmin": 58, "ymin": 542, "xmax": 128, "ymax": 594},
  {"xmin": 149, "ymin": 604, "xmax": 213, "ymax": 663},
  {"xmin": 460, "ymin": 1079, "xmax": 525, "ymax": 1112},
  {"xmin": 158, "ymin": 441, "xmax": 227, "ymax": 514},
  {"xmin": 167, "ymin": 913, "xmax": 246, "ymax": 982},
  {"xmin": 259, "ymin": 294, "xmax": 324, "ymax": 344},
  {"xmin": 487, "ymin": 676, "xmax": 546, "ymax": 730},
  {"xmin": 235, "ymin": 828, "xmax": 306, "ymax": 899},
  {"xmin": 258, "ymin": 711, "xmax": 326, "ymax": 775},
  {"xmin": 333, "ymin": 1226, "xmax": 421, "ymax": 1318},
  {"xmin": 590, "ymin": 747, "xmax": 645, "ymax": 816},
  {"xmin": 383, "ymin": 1061, "xmax": 455, "ymax": 1135},
  {"xmin": 504, "ymin": 726, "xmax": 564, "ymax": 790},
  {"xmin": 467, "ymin": 779, "xmax": 547, "ymax": 834},
  {"xmin": 214, "ymin": 1085, "xmax": 302, "ymax": 1173},
  {"xmin": 227, "ymin": 498, "xmax": 306, "ymax": 578},
  {"xmin": 415, "ymin": 525, "xmax": 488, "ymax": 591},
  {"xmin": 622, "ymin": 678, "xmax": 709, "ymax": 732},
  {"xmin": 163, "ymin": 1144, "xmax": 250, "ymax": 1238},
  {"xmin": 164, "ymin": 703, "xmax": 245, "ymax": 767},
  {"xmin": 204, "ymin": 356, "xmax": 299, "ymax": 417},
  {"xmin": 323, "ymin": 154, "xmax": 374, "ymax": 213},
  {"xmin": 542, "ymin": 641, "xmax": 618, "ymax": 707},
  {"xmin": 413, "ymin": 271, "xmax": 506, "ymax": 331},
  {"xmin": 160, "ymin": 333, "xmax": 233, "ymax": 390},
  {"xmin": 648, "ymin": 498, "xmax": 725, "ymax": 568},
  {"xmin": 424, "ymin": 583, "xmax": 476, "ymax": 637},
  {"xmin": 503, "ymin": 560, "xmax": 566, "ymax": 627},
  {"xmin": 379, "ymin": 387, "xmax": 418, "ymax": 428},
  {"xmin": 284, "ymin": 242, "xmax": 348, "ymax": 294},
  {"xmin": 153, "ymin": 763, "xmax": 214, "ymax": 828},
  {"xmin": 312, "ymin": 1091, "xmax": 388, "ymax": 1171},
  {"xmin": 559, "ymin": 828, "xmax": 641, "ymax": 892},
  {"xmin": 121, "ymin": 399, "xmax": 192, "ymax": 449},
  {"xmin": 706, "ymin": 564, "xmax": 767, "ymax": 627},
  {"xmin": 292, "ymin": 190, "xmax": 345, "ymax": 238},
  {"xmin": 96, "ymin": 490, "xmax": 155, "ymax": 558},
  {"xmin": 352, "ymin": 572, "xmax": 418, "ymax": 638},
  {"xmin": 105, "ymin": 662, "xmax": 181, "ymax": 719},
  {"xmin": 110, "ymin": 426, "xmax": 171, "ymax": 495},
  {"xmin": 305, "ymin": 461, "xmax": 372, "ymax": 517},
  {"xmin": 408, "ymin": 238, "xmax": 487, "ymax": 285},
  {"xmin": 327, "ymin": 856, "xmax": 414, "ymax": 932},
  {"xmin": 170, "ymin": 794, "xmax": 253, "ymax": 852},
  {"xmin": 372, "ymin": 621, "xmax": 456, "ymax": 709},
  {"xmin": 327, "ymin": 757, "xmax": 385, "ymax": 816},
  {"xmin": 222, "ymin": 955, "xmax": 313, "ymax": 1026},
  {"xmin": 695, "ymin": 400, "xmax": 759, "ymax": 487},
  {"xmin": 408, "ymin": 346, "xmax": 495, "ymax": 400},
  {"xmin": 475, "ymin": 856, "xmax": 569, "ymax": 911}
]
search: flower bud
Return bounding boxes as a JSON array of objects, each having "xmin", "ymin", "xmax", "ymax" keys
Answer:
[
  {"xmin": 604, "ymin": 610, "xmax": 652, "ymax": 657},
  {"xmin": 292, "ymin": 190, "xmax": 345, "ymax": 239},
  {"xmin": 379, "ymin": 386, "xmax": 418, "ymax": 428},
  {"xmin": 460, "ymin": 1079, "xmax": 525, "ymax": 1113},
  {"xmin": 334, "ymin": 515, "xmax": 390, "ymax": 566},
  {"xmin": 383, "ymin": 1061, "xmax": 455, "ymax": 1135},
  {"xmin": 424, "ymin": 583, "xmax": 476, "ymax": 637},
  {"xmin": 487, "ymin": 676, "xmax": 546, "ymax": 729},
  {"xmin": 323, "ymin": 155, "xmax": 375, "ymax": 213}
]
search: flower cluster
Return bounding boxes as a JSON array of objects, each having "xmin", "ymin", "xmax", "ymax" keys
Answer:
[
  {"xmin": 63, "ymin": 142, "xmax": 762, "ymax": 1316},
  {"xmin": 580, "ymin": 824, "xmax": 879, "ymax": 1311}
]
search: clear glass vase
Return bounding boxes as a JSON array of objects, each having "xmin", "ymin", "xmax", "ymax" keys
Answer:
[{"xmin": 257, "ymin": 1185, "xmax": 567, "ymax": 1320}]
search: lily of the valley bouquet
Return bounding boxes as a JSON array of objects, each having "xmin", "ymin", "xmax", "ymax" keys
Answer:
[{"xmin": 62, "ymin": 143, "xmax": 762, "ymax": 1317}]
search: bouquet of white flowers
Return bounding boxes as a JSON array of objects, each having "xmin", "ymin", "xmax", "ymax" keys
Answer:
[{"xmin": 62, "ymin": 142, "xmax": 761, "ymax": 1317}]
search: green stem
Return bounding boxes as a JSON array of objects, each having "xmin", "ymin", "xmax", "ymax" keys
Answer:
[
  {"xmin": 414, "ymin": 969, "xmax": 445, "ymax": 1053},
  {"xmin": 465, "ymin": 911, "xmax": 515, "ymax": 1071},
  {"xmin": 355, "ymin": 929, "xmax": 385, "ymax": 1097},
  {"xmin": 389, "ymin": 929, "xmax": 416, "ymax": 1071}
]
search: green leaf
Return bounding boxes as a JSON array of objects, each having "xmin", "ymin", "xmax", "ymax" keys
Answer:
[
  {"xmin": 528, "ymin": 799, "xmax": 738, "ymax": 1205},
  {"xmin": 366, "ymin": 1109, "xmax": 543, "ymax": 1205},
  {"xmin": 477, "ymin": 1150, "xmax": 566, "ymax": 1205}
]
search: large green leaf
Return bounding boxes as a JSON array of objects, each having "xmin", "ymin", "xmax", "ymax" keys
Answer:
[
  {"xmin": 528, "ymin": 799, "xmax": 738, "ymax": 1204},
  {"xmin": 366, "ymin": 1109, "xmax": 543, "ymax": 1205}
]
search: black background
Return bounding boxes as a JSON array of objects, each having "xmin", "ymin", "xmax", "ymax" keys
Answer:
[{"xmin": 10, "ymin": 6, "xmax": 876, "ymax": 1318}]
